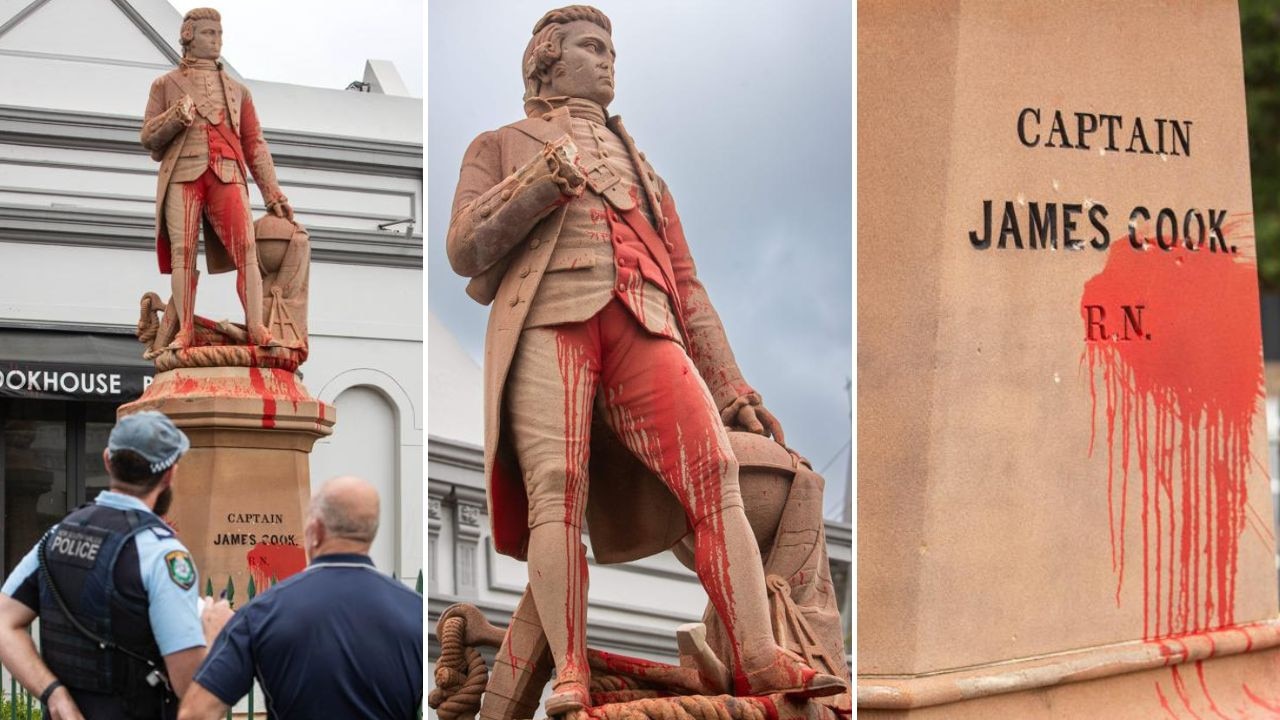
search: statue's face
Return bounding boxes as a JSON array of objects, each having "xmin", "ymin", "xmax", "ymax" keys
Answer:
[
  {"xmin": 541, "ymin": 20, "xmax": 615, "ymax": 108},
  {"xmin": 188, "ymin": 18, "xmax": 222, "ymax": 60}
]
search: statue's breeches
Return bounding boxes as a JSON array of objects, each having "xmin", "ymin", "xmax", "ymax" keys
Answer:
[
  {"xmin": 507, "ymin": 299, "xmax": 744, "ymax": 531},
  {"xmin": 164, "ymin": 169, "xmax": 253, "ymax": 272}
]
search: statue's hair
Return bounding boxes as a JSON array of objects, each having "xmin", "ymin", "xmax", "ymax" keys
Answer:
[
  {"xmin": 180, "ymin": 8, "xmax": 221, "ymax": 50},
  {"xmin": 522, "ymin": 5, "xmax": 612, "ymax": 101}
]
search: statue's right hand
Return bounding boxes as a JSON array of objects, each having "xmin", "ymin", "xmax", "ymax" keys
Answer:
[
  {"xmin": 546, "ymin": 135, "xmax": 585, "ymax": 195},
  {"xmin": 176, "ymin": 95, "xmax": 195, "ymax": 125},
  {"xmin": 548, "ymin": 133, "xmax": 578, "ymax": 161}
]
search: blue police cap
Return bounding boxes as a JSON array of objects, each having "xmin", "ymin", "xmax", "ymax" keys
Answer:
[{"xmin": 108, "ymin": 411, "xmax": 190, "ymax": 474}]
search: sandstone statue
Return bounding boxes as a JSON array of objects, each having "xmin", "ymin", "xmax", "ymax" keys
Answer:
[
  {"xmin": 136, "ymin": 7, "xmax": 308, "ymax": 371},
  {"xmin": 435, "ymin": 6, "xmax": 848, "ymax": 719}
]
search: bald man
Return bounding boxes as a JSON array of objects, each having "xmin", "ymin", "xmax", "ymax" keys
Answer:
[{"xmin": 177, "ymin": 477, "xmax": 423, "ymax": 720}]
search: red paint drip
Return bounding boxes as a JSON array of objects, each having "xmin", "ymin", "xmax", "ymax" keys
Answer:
[
  {"xmin": 1155, "ymin": 681, "xmax": 1179, "ymax": 719},
  {"xmin": 555, "ymin": 329, "xmax": 594, "ymax": 684},
  {"xmin": 1243, "ymin": 684, "xmax": 1280, "ymax": 713},
  {"xmin": 597, "ymin": 651, "xmax": 672, "ymax": 676},
  {"xmin": 269, "ymin": 368, "xmax": 307, "ymax": 416},
  {"xmin": 246, "ymin": 543, "xmax": 305, "ymax": 589},
  {"xmin": 1155, "ymin": 651, "xmax": 1280, "ymax": 717},
  {"xmin": 248, "ymin": 367, "xmax": 277, "ymax": 428},
  {"xmin": 1083, "ymin": 233, "xmax": 1263, "ymax": 640},
  {"xmin": 270, "ymin": 368, "xmax": 307, "ymax": 402},
  {"xmin": 1231, "ymin": 627, "xmax": 1254, "ymax": 653},
  {"xmin": 506, "ymin": 642, "xmax": 519, "ymax": 682},
  {"xmin": 1193, "ymin": 661, "xmax": 1232, "ymax": 720},
  {"xmin": 1169, "ymin": 666, "xmax": 1205, "ymax": 719},
  {"xmin": 755, "ymin": 696, "xmax": 780, "ymax": 720},
  {"xmin": 180, "ymin": 182, "xmax": 201, "ymax": 344}
]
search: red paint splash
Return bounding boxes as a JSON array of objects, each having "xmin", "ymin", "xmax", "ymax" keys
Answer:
[
  {"xmin": 590, "ymin": 302, "xmax": 752, "ymax": 691},
  {"xmin": 246, "ymin": 543, "xmax": 305, "ymax": 588},
  {"xmin": 270, "ymin": 367, "xmax": 308, "ymax": 401},
  {"xmin": 539, "ymin": 302, "xmax": 762, "ymax": 692},
  {"xmin": 1083, "ymin": 227, "xmax": 1264, "ymax": 641},
  {"xmin": 172, "ymin": 374, "xmax": 203, "ymax": 395},
  {"xmin": 248, "ymin": 366, "xmax": 277, "ymax": 428}
]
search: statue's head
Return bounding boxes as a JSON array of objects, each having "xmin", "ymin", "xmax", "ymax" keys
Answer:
[
  {"xmin": 523, "ymin": 5, "xmax": 615, "ymax": 108},
  {"xmin": 180, "ymin": 7, "xmax": 222, "ymax": 61}
]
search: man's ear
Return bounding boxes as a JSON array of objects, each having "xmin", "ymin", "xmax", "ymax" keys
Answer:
[
  {"xmin": 305, "ymin": 516, "xmax": 324, "ymax": 548},
  {"xmin": 102, "ymin": 448, "xmax": 112, "ymax": 474}
]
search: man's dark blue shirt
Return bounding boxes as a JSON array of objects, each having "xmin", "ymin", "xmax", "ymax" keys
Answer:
[{"xmin": 194, "ymin": 554, "xmax": 422, "ymax": 719}]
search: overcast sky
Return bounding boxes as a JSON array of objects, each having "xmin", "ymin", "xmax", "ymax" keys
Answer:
[
  {"xmin": 166, "ymin": 0, "xmax": 422, "ymax": 97},
  {"xmin": 428, "ymin": 1, "xmax": 853, "ymax": 518}
]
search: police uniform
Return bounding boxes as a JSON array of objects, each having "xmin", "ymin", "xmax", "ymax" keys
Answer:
[{"xmin": 0, "ymin": 491, "xmax": 205, "ymax": 720}]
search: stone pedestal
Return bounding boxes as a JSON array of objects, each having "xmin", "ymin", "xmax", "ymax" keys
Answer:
[
  {"xmin": 859, "ymin": 1, "xmax": 1280, "ymax": 716},
  {"xmin": 119, "ymin": 366, "xmax": 334, "ymax": 596}
]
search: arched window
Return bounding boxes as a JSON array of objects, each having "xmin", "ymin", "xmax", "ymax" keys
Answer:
[{"xmin": 310, "ymin": 386, "xmax": 399, "ymax": 572}]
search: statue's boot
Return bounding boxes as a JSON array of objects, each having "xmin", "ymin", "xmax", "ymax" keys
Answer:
[
  {"xmin": 527, "ymin": 522, "xmax": 592, "ymax": 716},
  {"xmin": 736, "ymin": 648, "xmax": 847, "ymax": 698},
  {"xmin": 691, "ymin": 506, "xmax": 847, "ymax": 699}
]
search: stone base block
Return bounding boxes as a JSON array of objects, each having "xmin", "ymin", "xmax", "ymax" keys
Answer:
[
  {"xmin": 119, "ymin": 366, "xmax": 335, "ymax": 596},
  {"xmin": 858, "ymin": 621, "xmax": 1280, "ymax": 718}
]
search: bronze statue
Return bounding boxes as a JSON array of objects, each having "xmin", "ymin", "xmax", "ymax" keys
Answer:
[
  {"xmin": 140, "ymin": 7, "xmax": 293, "ymax": 352},
  {"xmin": 443, "ymin": 6, "xmax": 845, "ymax": 717}
]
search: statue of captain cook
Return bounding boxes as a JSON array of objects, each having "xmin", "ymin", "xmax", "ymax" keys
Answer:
[
  {"xmin": 445, "ymin": 5, "xmax": 844, "ymax": 715},
  {"xmin": 140, "ymin": 7, "xmax": 294, "ymax": 351}
]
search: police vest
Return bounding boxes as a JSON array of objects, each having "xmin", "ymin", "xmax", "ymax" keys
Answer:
[{"xmin": 38, "ymin": 503, "xmax": 174, "ymax": 715}]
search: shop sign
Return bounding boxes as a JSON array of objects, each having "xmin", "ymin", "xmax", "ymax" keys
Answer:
[{"xmin": 0, "ymin": 362, "xmax": 151, "ymax": 401}]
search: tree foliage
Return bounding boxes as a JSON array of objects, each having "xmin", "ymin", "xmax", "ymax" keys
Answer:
[{"xmin": 1242, "ymin": 0, "xmax": 1280, "ymax": 289}]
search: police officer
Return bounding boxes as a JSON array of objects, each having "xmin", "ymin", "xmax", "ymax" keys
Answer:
[{"xmin": 0, "ymin": 411, "xmax": 226, "ymax": 720}]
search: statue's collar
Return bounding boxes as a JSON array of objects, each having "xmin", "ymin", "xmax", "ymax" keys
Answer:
[
  {"xmin": 179, "ymin": 57, "xmax": 222, "ymax": 72},
  {"xmin": 524, "ymin": 96, "xmax": 608, "ymax": 126}
]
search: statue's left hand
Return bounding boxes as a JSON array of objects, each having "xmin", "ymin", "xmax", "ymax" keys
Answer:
[
  {"xmin": 270, "ymin": 199, "xmax": 294, "ymax": 221},
  {"xmin": 721, "ymin": 393, "xmax": 786, "ymax": 444}
]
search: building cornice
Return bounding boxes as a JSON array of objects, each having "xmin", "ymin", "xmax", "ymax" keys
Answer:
[
  {"xmin": 0, "ymin": 105, "xmax": 421, "ymax": 177},
  {"xmin": 0, "ymin": 205, "xmax": 422, "ymax": 268},
  {"xmin": 427, "ymin": 435, "xmax": 484, "ymax": 469},
  {"xmin": 427, "ymin": 594, "xmax": 683, "ymax": 660}
]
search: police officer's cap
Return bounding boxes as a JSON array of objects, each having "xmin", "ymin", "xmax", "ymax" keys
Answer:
[{"xmin": 108, "ymin": 411, "xmax": 191, "ymax": 474}]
